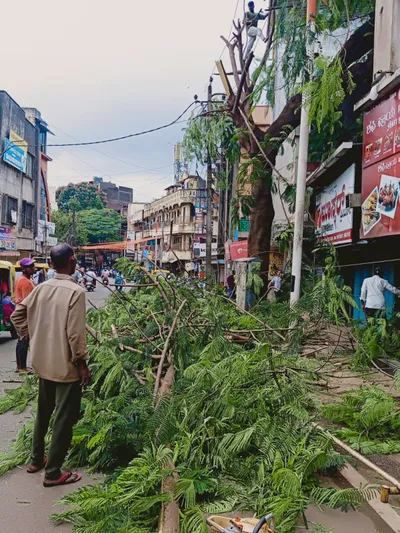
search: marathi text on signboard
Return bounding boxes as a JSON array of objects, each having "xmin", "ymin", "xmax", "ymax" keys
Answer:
[
  {"xmin": 3, "ymin": 130, "xmax": 27, "ymax": 173},
  {"xmin": 315, "ymin": 164, "xmax": 355, "ymax": 245},
  {"xmin": 361, "ymin": 89, "xmax": 400, "ymax": 238}
]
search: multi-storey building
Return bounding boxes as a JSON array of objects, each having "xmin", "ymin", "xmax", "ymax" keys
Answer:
[
  {"xmin": 129, "ymin": 175, "xmax": 219, "ymax": 273},
  {"xmin": 0, "ymin": 91, "xmax": 52, "ymax": 261}
]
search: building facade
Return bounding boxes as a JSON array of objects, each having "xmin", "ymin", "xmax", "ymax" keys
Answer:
[
  {"xmin": 0, "ymin": 92, "xmax": 52, "ymax": 261},
  {"xmin": 129, "ymin": 175, "xmax": 219, "ymax": 273}
]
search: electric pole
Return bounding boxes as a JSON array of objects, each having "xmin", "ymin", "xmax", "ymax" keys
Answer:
[
  {"xmin": 290, "ymin": 0, "xmax": 316, "ymax": 306},
  {"xmin": 206, "ymin": 77, "xmax": 213, "ymax": 281}
]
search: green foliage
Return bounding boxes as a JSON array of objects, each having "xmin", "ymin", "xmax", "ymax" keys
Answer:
[
  {"xmin": 78, "ymin": 209, "xmax": 122, "ymax": 244},
  {"xmin": 352, "ymin": 314, "xmax": 400, "ymax": 368},
  {"xmin": 323, "ymin": 386, "xmax": 400, "ymax": 454},
  {"xmin": 183, "ymin": 102, "xmax": 239, "ymax": 166},
  {"xmin": 56, "ymin": 182, "xmax": 106, "ymax": 213},
  {"xmin": 52, "ymin": 210, "xmax": 88, "ymax": 247},
  {"xmin": 53, "ymin": 208, "xmax": 122, "ymax": 245},
  {"xmin": 0, "ymin": 274, "xmax": 376, "ymax": 532},
  {"xmin": 247, "ymin": 262, "xmax": 264, "ymax": 297},
  {"xmin": 0, "ymin": 375, "xmax": 38, "ymax": 414},
  {"xmin": 303, "ymin": 57, "xmax": 355, "ymax": 133}
]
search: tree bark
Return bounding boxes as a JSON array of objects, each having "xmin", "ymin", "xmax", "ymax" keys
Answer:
[{"xmin": 248, "ymin": 176, "xmax": 275, "ymax": 279}]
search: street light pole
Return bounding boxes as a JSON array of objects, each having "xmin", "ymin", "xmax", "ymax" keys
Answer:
[
  {"xmin": 290, "ymin": 0, "xmax": 317, "ymax": 306},
  {"xmin": 206, "ymin": 77, "xmax": 213, "ymax": 281}
]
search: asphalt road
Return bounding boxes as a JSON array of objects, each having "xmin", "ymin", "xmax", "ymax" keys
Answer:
[{"xmin": 0, "ymin": 282, "xmax": 108, "ymax": 533}]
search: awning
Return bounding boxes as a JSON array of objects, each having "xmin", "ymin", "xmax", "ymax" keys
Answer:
[{"xmin": 80, "ymin": 237, "xmax": 156, "ymax": 252}]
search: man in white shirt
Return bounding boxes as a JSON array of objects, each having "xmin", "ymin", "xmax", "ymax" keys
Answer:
[{"xmin": 360, "ymin": 267, "xmax": 400, "ymax": 318}]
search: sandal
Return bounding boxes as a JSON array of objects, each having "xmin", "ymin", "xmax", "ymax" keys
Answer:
[
  {"xmin": 43, "ymin": 471, "xmax": 82, "ymax": 488},
  {"xmin": 27, "ymin": 457, "xmax": 47, "ymax": 474}
]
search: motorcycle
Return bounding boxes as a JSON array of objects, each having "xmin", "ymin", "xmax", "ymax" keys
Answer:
[{"xmin": 86, "ymin": 279, "xmax": 95, "ymax": 292}]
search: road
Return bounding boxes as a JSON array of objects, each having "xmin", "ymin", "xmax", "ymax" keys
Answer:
[{"xmin": 0, "ymin": 282, "xmax": 395, "ymax": 532}]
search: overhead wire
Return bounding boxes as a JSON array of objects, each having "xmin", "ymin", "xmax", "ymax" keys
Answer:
[
  {"xmin": 47, "ymin": 102, "xmax": 198, "ymax": 147},
  {"xmin": 49, "ymin": 123, "xmax": 175, "ymax": 176}
]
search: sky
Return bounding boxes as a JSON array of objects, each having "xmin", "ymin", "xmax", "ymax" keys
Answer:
[{"xmin": 2, "ymin": 0, "xmax": 252, "ymax": 203}]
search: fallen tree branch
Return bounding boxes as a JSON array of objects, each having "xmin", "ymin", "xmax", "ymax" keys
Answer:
[{"xmin": 154, "ymin": 300, "xmax": 187, "ymax": 400}]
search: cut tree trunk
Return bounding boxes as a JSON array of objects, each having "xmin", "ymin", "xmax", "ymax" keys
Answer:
[
  {"xmin": 159, "ymin": 467, "xmax": 180, "ymax": 533},
  {"xmin": 248, "ymin": 176, "xmax": 275, "ymax": 282}
]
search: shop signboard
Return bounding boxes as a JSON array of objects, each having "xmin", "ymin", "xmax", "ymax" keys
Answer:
[
  {"xmin": 193, "ymin": 243, "xmax": 218, "ymax": 257},
  {"xmin": 0, "ymin": 226, "xmax": 17, "ymax": 251},
  {"xmin": 361, "ymin": 88, "xmax": 400, "ymax": 238},
  {"xmin": 315, "ymin": 164, "xmax": 355, "ymax": 245},
  {"xmin": 3, "ymin": 138, "xmax": 27, "ymax": 173},
  {"xmin": 228, "ymin": 240, "xmax": 283, "ymax": 277}
]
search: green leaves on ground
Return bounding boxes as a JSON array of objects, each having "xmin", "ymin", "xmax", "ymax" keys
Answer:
[{"xmin": 323, "ymin": 386, "xmax": 400, "ymax": 455}]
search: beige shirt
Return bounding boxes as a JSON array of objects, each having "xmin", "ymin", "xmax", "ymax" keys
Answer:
[{"xmin": 11, "ymin": 274, "xmax": 89, "ymax": 382}]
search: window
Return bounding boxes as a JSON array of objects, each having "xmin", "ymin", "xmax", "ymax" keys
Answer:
[
  {"xmin": 1, "ymin": 196, "xmax": 18, "ymax": 225},
  {"xmin": 39, "ymin": 131, "xmax": 47, "ymax": 154},
  {"xmin": 26, "ymin": 153, "xmax": 34, "ymax": 178},
  {"xmin": 22, "ymin": 201, "xmax": 34, "ymax": 230}
]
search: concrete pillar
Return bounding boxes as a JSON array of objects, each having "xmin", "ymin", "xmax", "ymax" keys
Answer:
[
  {"xmin": 373, "ymin": 0, "xmax": 400, "ymax": 77},
  {"xmin": 236, "ymin": 262, "xmax": 247, "ymax": 310}
]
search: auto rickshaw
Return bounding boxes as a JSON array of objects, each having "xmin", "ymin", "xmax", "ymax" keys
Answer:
[{"xmin": 0, "ymin": 261, "xmax": 18, "ymax": 339}]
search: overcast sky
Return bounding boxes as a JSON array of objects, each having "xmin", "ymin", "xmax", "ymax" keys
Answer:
[{"xmin": 2, "ymin": 0, "xmax": 254, "ymax": 203}]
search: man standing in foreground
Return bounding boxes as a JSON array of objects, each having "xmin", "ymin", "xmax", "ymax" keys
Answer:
[
  {"xmin": 12, "ymin": 243, "xmax": 91, "ymax": 487},
  {"xmin": 360, "ymin": 266, "xmax": 400, "ymax": 318},
  {"xmin": 15, "ymin": 258, "xmax": 36, "ymax": 371}
]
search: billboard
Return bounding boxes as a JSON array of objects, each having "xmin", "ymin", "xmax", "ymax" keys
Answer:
[
  {"xmin": 315, "ymin": 164, "xmax": 355, "ymax": 245},
  {"xmin": 0, "ymin": 227, "xmax": 17, "ymax": 251},
  {"xmin": 361, "ymin": 89, "xmax": 400, "ymax": 238},
  {"xmin": 3, "ymin": 131, "xmax": 27, "ymax": 173}
]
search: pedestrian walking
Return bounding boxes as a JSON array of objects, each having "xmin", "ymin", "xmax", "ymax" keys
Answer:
[
  {"xmin": 14, "ymin": 258, "xmax": 36, "ymax": 372},
  {"xmin": 11, "ymin": 243, "xmax": 91, "ymax": 487},
  {"xmin": 226, "ymin": 271, "xmax": 236, "ymax": 299},
  {"xmin": 114, "ymin": 271, "xmax": 125, "ymax": 292},
  {"xmin": 268, "ymin": 270, "xmax": 283, "ymax": 302},
  {"xmin": 360, "ymin": 266, "xmax": 400, "ymax": 318}
]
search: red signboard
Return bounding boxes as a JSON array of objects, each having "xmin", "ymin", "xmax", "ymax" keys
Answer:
[
  {"xmin": 362, "ymin": 89, "xmax": 400, "ymax": 238},
  {"xmin": 229, "ymin": 240, "xmax": 248, "ymax": 261}
]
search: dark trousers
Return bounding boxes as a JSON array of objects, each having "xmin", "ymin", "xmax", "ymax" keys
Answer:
[
  {"xmin": 16, "ymin": 337, "xmax": 29, "ymax": 369},
  {"xmin": 365, "ymin": 308, "xmax": 385, "ymax": 319},
  {"xmin": 31, "ymin": 378, "xmax": 81, "ymax": 480}
]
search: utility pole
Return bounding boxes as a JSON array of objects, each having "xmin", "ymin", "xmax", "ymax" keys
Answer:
[
  {"xmin": 206, "ymin": 77, "xmax": 213, "ymax": 281},
  {"xmin": 290, "ymin": 0, "xmax": 316, "ymax": 306}
]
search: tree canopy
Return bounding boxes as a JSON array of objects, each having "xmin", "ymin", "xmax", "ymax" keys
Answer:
[
  {"xmin": 79, "ymin": 209, "xmax": 122, "ymax": 243},
  {"xmin": 53, "ymin": 208, "xmax": 122, "ymax": 245},
  {"xmin": 56, "ymin": 182, "xmax": 107, "ymax": 213}
]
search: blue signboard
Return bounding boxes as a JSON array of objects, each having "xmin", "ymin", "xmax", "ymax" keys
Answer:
[{"xmin": 3, "ymin": 138, "xmax": 27, "ymax": 172}]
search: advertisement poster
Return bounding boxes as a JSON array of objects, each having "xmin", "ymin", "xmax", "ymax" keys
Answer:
[
  {"xmin": 315, "ymin": 165, "xmax": 355, "ymax": 244},
  {"xmin": 362, "ymin": 88, "xmax": 400, "ymax": 238},
  {"xmin": 0, "ymin": 227, "xmax": 17, "ymax": 251}
]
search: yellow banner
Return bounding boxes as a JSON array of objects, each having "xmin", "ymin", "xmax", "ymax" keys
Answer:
[{"xmin": 9, "ymin": 130, "xmax": 28, "ymax": 155}]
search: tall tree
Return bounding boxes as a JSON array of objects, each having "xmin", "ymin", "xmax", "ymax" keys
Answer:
[
  {"xmin": 78, "ymin": 209, "xmax": 122, "ymax": 243},
  {"xmin": 218, "ymin": 0, "xmax": 375, "ymax": 286},
  {"xmin": 56, "ymin": 182, "xmax": 107, "ymax": 213}
]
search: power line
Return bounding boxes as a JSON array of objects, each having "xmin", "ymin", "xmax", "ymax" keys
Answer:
[
  {"xmin": 47, "ymin": 102, "xmax": 198, "ymax": 147},
  {"xmin": 49, "ymin": 123, "xmax": 175, "ymax": 176}
]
